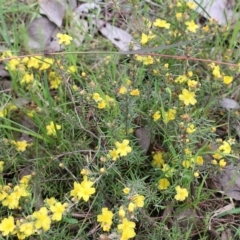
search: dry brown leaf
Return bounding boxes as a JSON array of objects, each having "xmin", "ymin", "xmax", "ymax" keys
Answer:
[
  {"xmin": 135, "ymin": 127, "xmax": 151, "ymax": 154},
  {"xmin": 67, "ymin": 0, "xmax": 77, "ymax": 10},
  {"xmin": 45, "ymin": 28, "xmax": 62, "ymax": 52},
  {"xmin": 97, "ymin": 20, "xmax": 140, "ymax": 51},
  {"xmin": 220, "ymin": 98, "xmax": 240, "ymax": 109},
  {"xmin": 39, "ymin": 0, "xmax": 66, "ymax": 27},
  {"xmin": 186, "ymin": 0, "xmax": 239, "ymax": 25},
  {"xmin": 217, "ymin": 162, "xmax": 240, "ymax": 200},
  {"xmin": 27, "ymin": 17, "xmax": 58, "ymax": 50},
  {"xmin": 0, "ymin": 65, "xmax": 10, "ymax": 77}
]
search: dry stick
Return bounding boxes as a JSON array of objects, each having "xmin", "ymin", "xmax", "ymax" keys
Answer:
[
  {"xmin": 0, "ymin": 36, "xmax": 239, "ymax": 67},
  {"xmin": 1, "ymin": 51, "xmax": 239, "ymax": 67},
  {"xmin": 0, "ymin": 88, "xmax": 11, "ymax": 93}
]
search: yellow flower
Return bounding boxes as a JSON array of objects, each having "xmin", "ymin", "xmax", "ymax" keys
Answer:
[
  {"xmin": 223, "ymin": 76, "xmax": 233, "ymax": 84},
  {"xmin": 0, "ymin": 185, "xmax": 9, "ymax": 201},
  {"xmin": 218, "ymin": 141, "xmax": 231, "ymax": 154},
  {"xmin": 187, "ymin": 71, "xmax": 193, "ymax": 77},
  {"xmin": 174, "ymin": 185, "xmax": 188, "ymax": 201},
  {"xmin": 143, "ymin": 55, "xmax": 154, "ymax": 65},
  {"xmin": 5, "ymin": 58, "xmax": 20, "ymax": 71},
  {"xmin": 1, "ymin": 50, "xmax": 13, "ymax": 59},
  {"xmin": 19, "ymin": 175, "xmax": 31, "ymax": 186},
  {"xmin": 70, "ymin": 176, "xmax": 96, "ymax": 202},
  {"xmin": 13, "ymin": 140, "xmax": 29, "ymax": 152},
  {"xmin": 184, "ymin": 148, "xmax": 192, "ymax": 155},
  {"xmin": 39, "ymin": 58, "xmax": 54, "ymax": 71},
  {"xmin": 202, "ymin": 25, "xmax": 209, "ymax": 32},
  {"xmin": 80, "ymin": 168, "xmax": 91, "ymax": 176},
  {"xmin": 115, "ymin": 139, "xmax": 132, "ymax": 157},
  {"xmin": 13, "ymin": 185, "xmax": 29, "ymax": 198},
  {"xmin": 185, "ymin": 20, "xmax": 199, "ymax": 33},
  {"xmin": 20, "ymin": 73, "xmax": 34, "ymax": 85},
  {"xmin": 227, "ymin": 138, "xmax": 235, "ymax": 145},
  {"xmin": 130, "ymin": 89, "xmax": 140, "ymax": 96},
  {"xmin": 162, "ymin": 164, "xmax": 174, "ymax": 177},
  {"xmin": 108, "ymin": 148, "xmax": 120, "ymax": 161},
  {"xmin": 98, "ymin": 100, "xmax": 107, "ymax": 109},
  {"xmin": 187, "ymin": 1, "xmax": 196, "ymax": 9},
  {"xmin": 97, "ymin": 208, "xmax": 114, "ymax": 232},
  {"xmin": 133, "ymin": 195, "xmax": 145, "ymax": 208},
  {"xmin": 212, "ymin": 153, "xmax": 222, "ymax": 160},
  {"xmin": 118, "ymin": 218, "xmax": 136, "ymax": 240},
  {"xmin": 27, "ymin": 57, "xmax": 41, "ymax": 69},
  {"xmin": 0, "ymin": 216, "xmax": 15, "ymax": 236},
  {"xmin": 46, "ymin": 121, "xmax": 61, "ymax": 136},
  {"xmin": 164, "ymin": 109, "xmax": 176, "ymax": 123},
  {"xmin": 153, "ymin": 19, "xmax": 171, "ymax": 29},
  {"xmin": 152, "ymin": 151, "xmax": 164, "ymax": 168},
  {"xmin": 212, "ymin": 65, "xmax": 221, "ymax": 78},
  {"xmin": 128, "ymin": 202, "xmax": 135, "ymax": 212},
  {"xmin": 212, "ymin": 159, "xmax": 218, "ymax": 165},
  {"xmin": 175, "ymin": 12, "xmax": 183, "ymax": 20},
  {"xmin": 135, "ymin": 55, "xmax": 144, "ymax": 61},
  {"xmin": 140, "ymin": 33, "xmax": 155, "ymax": 45},
  {"xmin": 2, "ymin": 192, "xmax": 20, "ymax": 209},
  {"xmin": 21, "ymin": 57, "xmax": 29, "ymax": 64},
  {"xmin": 50, "ymin": 202, "xmax": 66, "ymax": 221},
  {"xmin": 152, "ymin": 111, "xmax": 161, "ymax": 121},
  {"xmin": 72, "ymin": 84, "xmax": 79, "ymax": 91},
  {"xmin": 68, "ymin": 65, "xmax": 76, "ymax": 73},
  {"xmin": 187, "ymin": 80, "xmax": 198, "ymax": 88},
  {"xmin": 92, "ymin": 93, "xmax": 102, "ymax": 102},
  {"xmin": 123, "ymin": 187, "xmax": 130, "ymax": 194},
  {"xmin": 19, "ymin": 222, "xmax": 34, "ymax": 238},
  {"xmin": 164, "ymin": 63, "xmax": 169, "ymax": 69},
  {"xmin": 179, "ymin": 89, "xmax": 197, "ymax": 106},
  {"xmin": 56, "ymin": 33, "xmax": 73, "ymax": 45},
  {"xmin": 219, "ymin": 159, "xmax": 227, "ymax": 167},
  {"xmin": 33, "ymin": 207, "xmax": 51, "ymax": 231},
  {"xmin": 186, "ymin": 123, "xmax": 196, "ymax": 133},
  {"xmin": 45, "ymin": 197, "xmax": 57, "ymax": 207},
  {"xmin": 158, "ymin": 178, "xmax": 170, "ymax": 190},
  {"xmin": 175, "ymin": 75, "xmax": 188, "ymax": 83},
  {"xmin": 196, "ymin": 156, "xmax": 204, "ymax": 165},
  {"xmin": 49, "ymin": 78, "xmax": 61, "ymax": 89},
  {"xmin": 194, "ymin": 171, "xmax": 199, "ymax": 178},
  {"xmin": 0, "ymin": 108, "xmax": 7, "ymax": 117},
  {"xmin": 119, "ymin": 86, "xmax": 128, "ymax": 94},
  {"xmin": 0, "ymin": 161, "xmax": 4, "ymax": 172},
  {"xmin": 119, "ymin": 206, "xmax": 126, "ymax": 218},
  {"xmin": 48, "ymin": 71, "xmax": 61, "ymax": 89},
  {"xmin": 182, "ymin": 160, "xmax": 191, "ymax": 169}
]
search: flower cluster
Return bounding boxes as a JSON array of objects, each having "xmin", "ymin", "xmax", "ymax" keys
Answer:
[
  {"xmin": 56, "ymin": 33, "xmax": 73, "ymax": 45},
  {"xmin": 209, "ymin": 63, "xmax": 234, "ymax": 84},
  {"xmin": 11, "ymin": 140, "xmax": 31, "ymax": 152},
  {"xmin": 97, "ymin": 189, "xmax": 145, "ymax": 239},
  {"xmin": 0, "ymin": 167, "xmax": 97, "ymax": 238},
  {"xmin": 0, "ymin": 50, "xmax": 65, "ymax": 92},
  {"xmin": 211, "ymin": 139, "xmax": 232, "ymax": 168},
  {"xmin": 174, "ymin": 185, "xmax": 188, "ymax": 201},
  {"xmin": 152, "ymin": 108, "xmax": 177, "ymax": 123},
  {"xmin": 135, "ymin": 55, "xmax": 154, "ymax": 65},
  {"xmin": 0, "ymin": 199, "xmax": 67, "ymax": 239},
  {"xmin": 46, "ymin": 121, "xmax": 62, "ymax": 136},
  {"xmin": 108, "ymin": 139, "xmax": 132, "ymax": 161},
  {"xmin": 70, "ymin": 176, "xmax": 96, "ymax": 202},
  {"xmin": 0, "ymin": 175, "xmax": 31, "ymax": 209},
  {"xmin": 92, "ymin": 92, "xmax": 115, "ymax": 109}
]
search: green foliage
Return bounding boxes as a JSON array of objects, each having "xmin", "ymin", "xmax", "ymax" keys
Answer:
[{"xmin": 0, "ymin": 0, "xmax": 240, "ymax": 239}]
